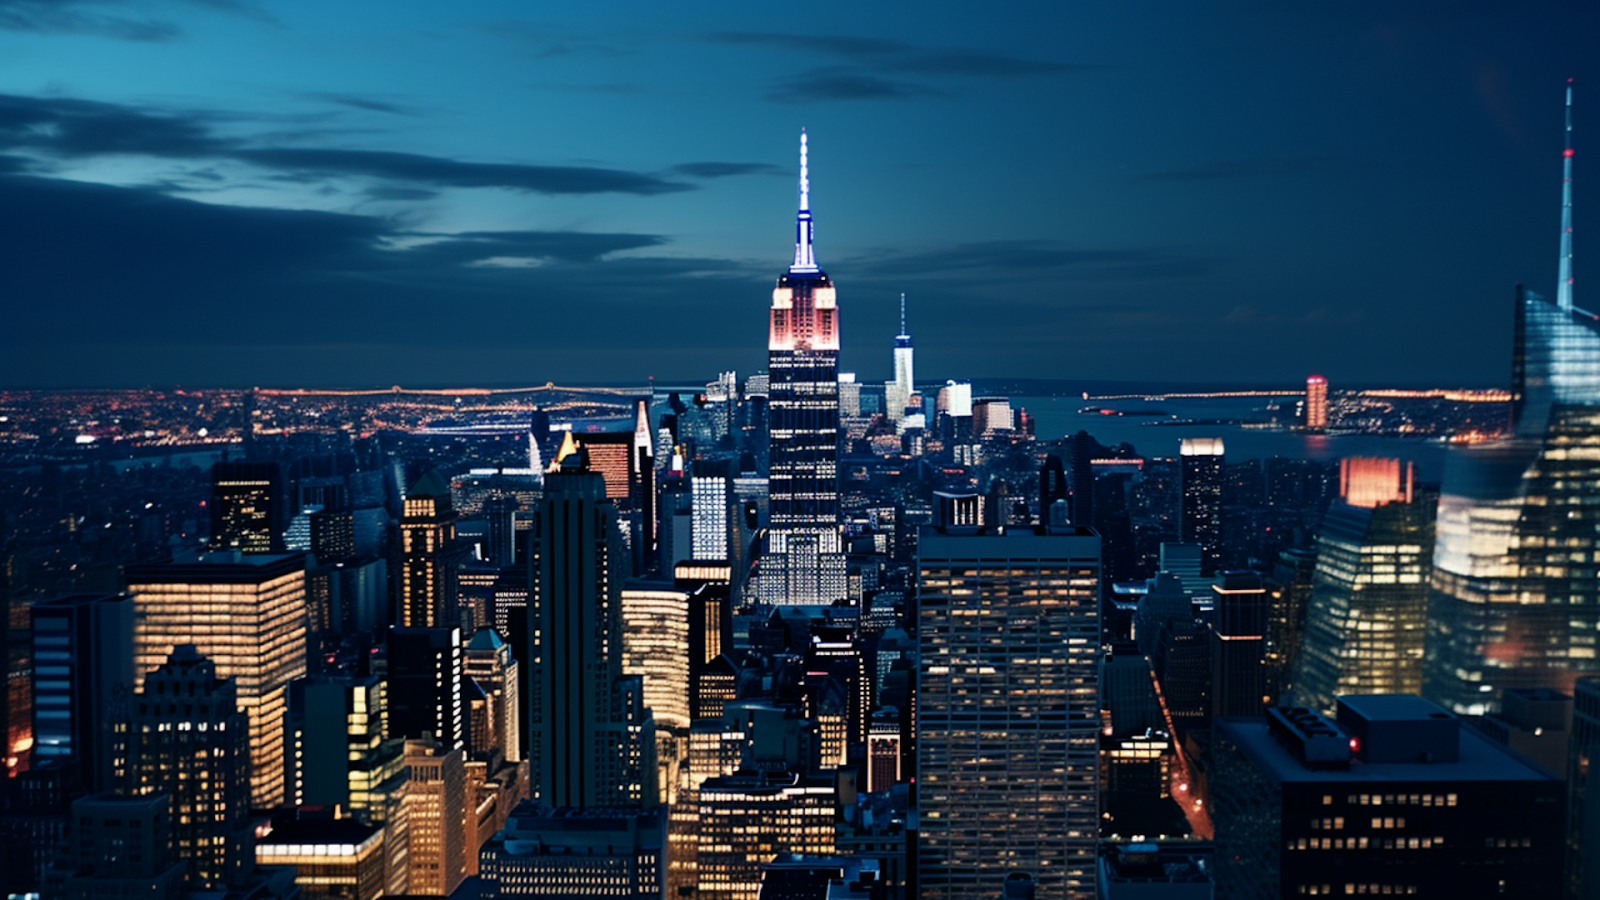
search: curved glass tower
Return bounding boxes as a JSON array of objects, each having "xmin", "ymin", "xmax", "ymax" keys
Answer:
[{"xmin": 1426, "ymin": 84, "xmax": 1600, "ymax": 714}]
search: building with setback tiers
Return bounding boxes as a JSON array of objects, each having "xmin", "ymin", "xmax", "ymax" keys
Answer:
[
  {"xmin": 529, "ymin": 450, "xmax": 656, "ymax": 809},
  {"xmin": 130, "ymin": 646, "xmax": 252, "ymax": 891},
  {"xmin": 917, "ymin": 525, "xmax": 1101, "ymax": 899},
  {"xmin": 761, "ymin": 131, "xmax": 845, "ymax": 610}
]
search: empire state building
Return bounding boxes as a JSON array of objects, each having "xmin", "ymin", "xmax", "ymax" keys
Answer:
[{"xmin": 760, "ymin": 131, "xmax": 846, "ymax": 609}]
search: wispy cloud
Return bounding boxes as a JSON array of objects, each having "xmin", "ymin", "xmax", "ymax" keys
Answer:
[
  {"xmin": 670, "ymin": 161, "xmax": 783, "ymax": 179},
  {"xmin": 0, "ymin": 92, "xmax": 695, "ymax": 196},
  {"xmin": 0, "ymin": 0, "xmax": 179, "ymax": 42},
  {"xmin": 707, "ymin": 30, "xmax": 1104, "ymax": 103},
  {"xmin": 767, "ymin": 70, "xmax": 947, "ymax": 104},
  {"xmin": 298, "ymin": 92, "xmax": 420, "ymax": 116}
]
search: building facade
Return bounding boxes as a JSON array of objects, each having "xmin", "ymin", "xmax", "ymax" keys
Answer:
[
  {"xmin": 917, "ymin": 526, "xmax": 1101, "ymax": 899},
  {"xmin": 126, "ymin": 552, "xmax": 307, "ymax": 808}
]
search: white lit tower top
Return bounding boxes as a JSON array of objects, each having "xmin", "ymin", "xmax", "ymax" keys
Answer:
[
  {"xmin": 770, "ymin": 130, "xmax": 838, "ymax": 353},
  {"xmin": 1559, "ymin": 79, "xmax": 1576, "ymax": 311}
]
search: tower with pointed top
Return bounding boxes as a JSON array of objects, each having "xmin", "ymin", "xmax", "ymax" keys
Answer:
[
  {"xmin": 1426, "ymin": 81, "xmax": 1600, "ymax": 716},
  {"xmin": 886, "ymin": 293, "xmax": 917, "ymax": 425},
  {"xmin": 761, "ymin": 131, "xmax": 846, "ymax": 609},
  {"xmin": 1560, "ymin": 78, "xmax": 1576, "ymax": 311}
]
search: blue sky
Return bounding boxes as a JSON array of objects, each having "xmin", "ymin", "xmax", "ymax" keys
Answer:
[{"xmin": 0, "ymin": 1, "xmax": 1594, "ymax": 387}]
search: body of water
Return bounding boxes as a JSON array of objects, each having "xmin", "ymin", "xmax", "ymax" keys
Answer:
[{"xmin": 1015, "ymin": 395, "xmax": 1453, "ymax": 482}]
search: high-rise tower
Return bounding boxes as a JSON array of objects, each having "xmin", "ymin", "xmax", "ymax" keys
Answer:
[
  {"xmin": 1179, "ymin": 438, "xmax": 1225, "ymax": 573},
  {"xmin": 917, "ymin": 525, "xmax": 1101, "ymax": 899},
  {"xmin": 1427, "ymin": 82, "xmax": 1600, "ymax": 715},
  {"xmin": 886, "ymin": 293, "xmax": 915, "ymax": 424},
  {"xmin": 761, "ymin": 131, "xmax": 845, "ymax": 609},
  {"xmin": 528, "ymin": 451, "xmax": 657, "ymax": 809}
]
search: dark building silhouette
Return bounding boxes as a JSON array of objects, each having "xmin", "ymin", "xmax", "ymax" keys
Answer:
[
  {"xmin": 1210, "ymin": 570, "xmax": 1269, "ymax": 720},
  {"xmin": 28, "ymin": 594, "xmax": 132, "ymax": 796},
  {"xmin": 529, "ymin": 451, "xmax": 656, "ymax": 809},
  {"xmin": 1179, "ymin": 438, "xmax": 1224, "ymax": 574},
  {"xmin": 386, "ymin": 626, "xmax": 464, "ymax": 750},
  {"xmin": 130, "ymin": 645, "xmax": 252, "ymax": 891},
  {"xmin": 1213, "ymin": 696, "xmax": 1563, "ymax": 899},
  {"xmin": 210, "ymin": 461, "xmax": 286, "ymax": 553}
]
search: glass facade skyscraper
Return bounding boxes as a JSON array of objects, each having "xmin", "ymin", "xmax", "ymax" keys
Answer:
[{"xmin": 1427, "ymin": 290, "xmax": 1600, "ymax": 715}]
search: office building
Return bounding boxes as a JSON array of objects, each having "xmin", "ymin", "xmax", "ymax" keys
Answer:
[
  {"xmin": 1212, "ymin": 696, "xmax": 1563, "ymax": 898},
  {"xmin": 405, "ymin": 735, "xmax": 468, "ymax": 897},
  {"xmin": 696, "ymin": 770, "xmax": 837, "ymax": 900},
  {"xmin": 918, "ymin": 525, "xmax": 1101, "ymax": 900},
  {"xmin": 257, "ymin": 817, "xmax": 388, "ymax": 900},
  {"xmin": 566, "ymin": 401, "xmax": 657, "ymax": 571},
  {"xmin": 399, "ymin": 470, "xmax": 465, "ymax": 629},
  {"xmin": 761, "ymin": 131, "xmax": 846, "ymax": 610},
  {"xmin": 1295, "ymin": 462, "xmax": 1430, "ymax": 713},
  {"xmin": 1266, "ymin": 546, "xmax": 1316, "ymax": 704},
  {"xmin": 885, "ymin": 293, "xmax": 915, "ymax": 424},
  {"xmin": 287, "ymin": 675, "xmax": 409, "ymax": 828},
  {"xmin": 692, "ymin": 457, "xmax": 735, "ymax": 562},
  {"xmin": 28, "ymin": 594, "xmax": 133, "ymax": 796},
  {"xmin": 1304, "ymin": 374, "xmax": 1328, "ymax": 432},
  {"xmin": 1179, "ymin": 438, "xmax": 1224, "ymax": 573},
  {"xmin": 1209, "ymin": 571, "xmax": 1269, "ymax": 720},
  {"xmin": 529, "ymin": 452, "xmax": 657, "ymax": 809},
  {"xmin": 126, "ymin": 552, "xmax": 307, "ymax": 808},
  {"xmin": 58, "ymin": 792, "xmax": 187, "ymax": 900},
  {"xmin": 465, "ymin": 629, "xmax": 521, "ymax": 763},
  {"xmin": 130, "ymin": 645, "xmax": 252, "ymax": 890},
  {"xmin": 1428, "ymin": 84, "xmax": 1600, "ymax": 715},
  {"xmin": 621, "ymin": 581, "xmax": 691, "ymax": 733},
  {"xmin": 210, "ymin": 460, "xmax": 286, "ymax": 553},
  {"xmin": 478, "ymin": 803, "xmax": 665, "ymax": 899},
  {"xmin": 388, "ymin": 626, "xmax": 465, "ymax": 750}
]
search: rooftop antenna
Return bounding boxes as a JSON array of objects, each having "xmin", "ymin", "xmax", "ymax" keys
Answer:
[{"xmin": 1559, "ymin": 79, "xmax": 1575, "ymax": 311}]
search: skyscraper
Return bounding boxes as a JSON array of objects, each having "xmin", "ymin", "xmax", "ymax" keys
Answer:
[
  {"xmin": 28, "ymin": 594, "xmax": 133, "ymax": 796},
  {"xmin": 761, "ymin": 131, "xmax": 845, "ymax": 610},
  {"xmin": 130, "ymin": 645, "xmax": 252, "ymax": 891},
  {"xmin": 885, "ymin": 293, "xmax": 915, "ymax": 425},
  {"xmin": 209, "ymin": 461, "xmax": 286, "ymax": 553},
  {"xmin": 1209, "ymin": 570, "xmax": 1269, "ymax": 719},
  {"xmin": 1295, "ymin": 460, "xmax": 1429, "ymax": 713},
  {"xmin": 1427, "ymin": 83, "xmax": 1600, "ymax": 715},
  {"xmin": 1179, "ymin": 438, "xmax": 1224, "ymax": 573},
  {"xmin": 918, "ymin": 524, "xmax": 1101, "ymax": 899},
  {"xmin": 399, "ymin": 470, "xmax": 464, "ymax": 629},
  {"xmin": 386, "ymin": 626, "xmax": 465, "ymax": 750},
  {"xmin": 126, "ymin": 552, "xmax": 307, "ymax": 808},
  {"xmin": 1304, "ymin": 374, "xmax": 1328, "ymax": 432},
  {"xmin": 529, "ymin": 451, "xmax": 657, "ymax": 809}
]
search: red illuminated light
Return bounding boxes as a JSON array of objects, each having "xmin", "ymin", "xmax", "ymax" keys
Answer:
[{"xmin": 1567, "ymin": 149, "xmax": 1577, "ymax": 158}]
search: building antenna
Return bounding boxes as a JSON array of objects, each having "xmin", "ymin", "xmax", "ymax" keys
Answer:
[
  {"xmin": 1559, "ymin": 79, "xmax": 1575, "ymax": 311},
  {"xmin": 791, "ymin": 129, "xmax": 818, "ymax": 273}
]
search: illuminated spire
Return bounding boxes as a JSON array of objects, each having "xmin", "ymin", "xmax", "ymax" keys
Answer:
[
  {"xmin": 1559, "ymin": 79, "xmax": 1575, "ymax": 311},
  {"xmin": 790, "ymin": 129, "xmax": 818, "ymax": 273},
  {"xmin": 899, "ymin": 292, "xmax": 908, "ymax": 338}
]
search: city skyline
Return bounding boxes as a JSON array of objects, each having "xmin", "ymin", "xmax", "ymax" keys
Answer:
[{"xmin": 1, "ymin": 2, "xmax": 1595, "ymax": 388}]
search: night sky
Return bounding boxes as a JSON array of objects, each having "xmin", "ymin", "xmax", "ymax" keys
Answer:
[{"xmin": 1, "ymin": 1, "xmax": 1595, "ymax": 389}]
